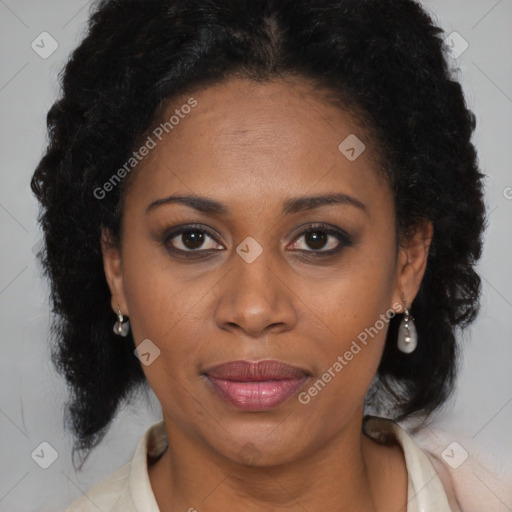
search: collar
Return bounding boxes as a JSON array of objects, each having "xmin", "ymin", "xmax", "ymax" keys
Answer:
[{"xmin": 128, "ymin": 416, "xmax": 453, "ymax": 512}]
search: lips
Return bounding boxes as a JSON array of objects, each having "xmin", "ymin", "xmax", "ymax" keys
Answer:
[{"xmin": 203, "ymin": 360, "xmax": 310, "ymax": 411}]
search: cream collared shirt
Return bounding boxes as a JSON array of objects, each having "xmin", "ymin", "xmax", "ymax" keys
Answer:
[{"xmin": 63, "ymin": 416, "xmax": 459, "ymax": 512}]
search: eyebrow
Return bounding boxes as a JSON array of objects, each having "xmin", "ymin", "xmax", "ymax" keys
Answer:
[{"xmin": 145, "ymin": 193, "xmax": 367, "ymax": 216}]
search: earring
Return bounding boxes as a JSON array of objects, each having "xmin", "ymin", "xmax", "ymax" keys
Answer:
[
  {"xmin": 113, "ymin": 306, "xmax": 130, "ymax": 337},
  {"xmin": 397, "ymin": 293, "xmax": 417, "ymax": 353}
]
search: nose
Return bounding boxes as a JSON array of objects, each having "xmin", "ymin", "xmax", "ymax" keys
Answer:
[{"xmin": 214, "ymin": 252, "xmax": 298, "ymax": 339}]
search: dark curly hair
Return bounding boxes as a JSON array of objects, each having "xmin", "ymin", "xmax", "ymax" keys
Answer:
[{"xmin": 31, "ymin": 0, "xmax": 487, "ymax": 465}]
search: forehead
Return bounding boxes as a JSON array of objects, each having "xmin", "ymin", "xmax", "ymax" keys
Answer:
[{"xmin": 125, "ymin": 77, "xmax": 391, "ymax": 218}]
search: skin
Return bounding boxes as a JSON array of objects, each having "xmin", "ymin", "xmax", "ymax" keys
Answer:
[{"xmin": 102, "ymin": 76, "xmax": 433, "ymax": 512}]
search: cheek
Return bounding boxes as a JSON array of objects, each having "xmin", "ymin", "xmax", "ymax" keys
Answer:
[
  {"xmin": 121, "ymin": 255, "xmax": 210, "ymax": 417},
  {"xmin": 295, "ymin": 245, "xmax": 397, "ymax": 416},
  {"xmin": 297, "ymin": 303, "xmax": 392, "ymax": 435},
  {"xmin": 308, "ymin": 236, "xmax": 396, "ymax": 343},
  {"xmin": 119, "ymin": 236, "xmax": 214, "ymax": 379}
]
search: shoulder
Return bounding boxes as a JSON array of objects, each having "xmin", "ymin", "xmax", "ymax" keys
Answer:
[
  {"xmin": 372, "ymin": 415, "xmax": 512, "ymax": 512},
  {"xmin": 62, "ymin": 462, "xmax": 131, "ymax": 512},
  {"xmin": 412, "ymin": 425, "xmax": 511, "ymax": 512},
  {"xmin": 62, "ymin": 421, "xmax": 167, "ymax": 512},
  {"xmin": 363, "ymin": 415, "xmax": 458, "ymax": 511}
]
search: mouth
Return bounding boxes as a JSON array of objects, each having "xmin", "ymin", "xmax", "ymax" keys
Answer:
[{"xmin": 203, "ymin": 359, "xmax": 310, "ymax": 411}]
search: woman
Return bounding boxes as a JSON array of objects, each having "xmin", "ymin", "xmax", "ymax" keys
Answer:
[{"xmin": 31, "ymin": 0, "xmax": 488, "ymax": 510}]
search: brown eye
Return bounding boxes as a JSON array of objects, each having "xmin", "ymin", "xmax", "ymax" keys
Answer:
[
  {"xmin": 303, "ymin": 230, "xmax": 329, "ymax": 250},
  {"xmin": 289, "ymin": 225, "xmax": 351, "ymax": 254},
  {"xmin": 164, "ymin": 225, "xmax": 224, "ymax": 253},
  {"xmin": 177, "ymin": 229, "xmax": 206, "ymax": 250}
]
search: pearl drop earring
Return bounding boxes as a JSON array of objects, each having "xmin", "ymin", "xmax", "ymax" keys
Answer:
[
  {"xmin": 113, "ymin": 306, "xmax": 130, "ymax": 337},
  {"xmin": 397, "ymin": 293, "xmax": 417, "ymax": 353}
]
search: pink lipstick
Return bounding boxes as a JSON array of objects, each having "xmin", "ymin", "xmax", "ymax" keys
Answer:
[{"xmin": 204, "ymin": 359, "xmax": 309, "ymax": 411}]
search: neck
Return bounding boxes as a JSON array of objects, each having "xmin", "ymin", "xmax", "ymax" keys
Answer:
[{"xmin": 148, "ymin": 412, "xmax": 405, "ymax": 512}]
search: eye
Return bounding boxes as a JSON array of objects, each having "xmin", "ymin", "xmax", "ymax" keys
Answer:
[
  {"xmin": 288, "ymin": 224, "xmax": 353, "ymax": 255},
  {"xmin": 161, "ymin": 222, "xmax": 353, "ymax": 259},
  {"xmin": 164, "ymin": 224, "xmax": 224, "ymax": 254}
]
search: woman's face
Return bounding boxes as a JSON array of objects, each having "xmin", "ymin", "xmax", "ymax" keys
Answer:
[{"xmin": 103, "ymin": 77, "xmax": 430, "ymax": 465}]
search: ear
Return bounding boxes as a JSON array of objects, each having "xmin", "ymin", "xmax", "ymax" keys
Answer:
[
  {"xmin": 101, "ymin": 228, "xmax": 129, "ymax": 316},
  {"xmin": 391, "ymin": 219, "xmax": 433, "ymax": 312}
]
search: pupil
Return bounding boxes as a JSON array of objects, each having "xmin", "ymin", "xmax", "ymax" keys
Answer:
[
  {"xmin": 306, "ymin": 231, "xmax": 327, "ymax": 250},
  {"xmin": 183, "ymin": 230, "xmax": 204, "ymax": 249}
]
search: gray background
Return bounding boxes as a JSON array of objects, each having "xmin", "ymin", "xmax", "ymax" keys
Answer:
[{"xmin": 0, "ymin": 1, "xmax": 511, "ymax": 510}]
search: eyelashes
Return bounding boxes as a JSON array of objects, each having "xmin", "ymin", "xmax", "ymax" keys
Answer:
[
  {"xmin": 288, "ymin": 225, "xmax": 353, "ymax": 255},
  {"xmin": 163, "ymin": 224, "xmax": 224, "ymax": 256},
  {"xmin": 160, "ymin": 223, "xmax": 354, "ymax": 260}
]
